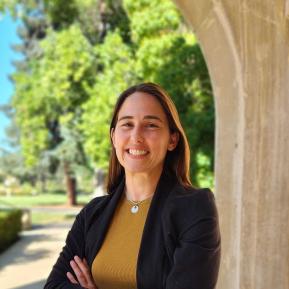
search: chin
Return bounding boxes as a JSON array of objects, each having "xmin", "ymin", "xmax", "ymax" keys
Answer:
[
  {"xmin": 124, "ymin": 165, "xmax": 163, "ymax": 176},
  {"xmin": 124, "ymin": 167, "xmax": 149, "ymax": 174}
]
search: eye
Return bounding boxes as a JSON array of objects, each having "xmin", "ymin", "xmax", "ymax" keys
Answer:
[
  {"xmin": 146, "ymin": 123, "xmax": 159, "ymax": 128},
  {"xmin": 121, "ymin": 122, "xmax": 133, "ymax": 127}
]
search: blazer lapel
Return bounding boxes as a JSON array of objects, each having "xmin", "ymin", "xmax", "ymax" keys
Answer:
[
  {"xmin": 137, "ymin": 170, "xmax": 178, "ymax": 289},
  {"xmin": 86, "ymin": 178, "xmax": 125, "ymax": 266}
]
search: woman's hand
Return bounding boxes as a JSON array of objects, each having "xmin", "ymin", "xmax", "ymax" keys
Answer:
[{"xmin": 67, "ymin": 256, "xmax": 98, "ymax": 289}]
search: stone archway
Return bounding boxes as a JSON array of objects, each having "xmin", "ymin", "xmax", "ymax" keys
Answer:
[{"xmin": 174, "ymin": 1, "xmax": 289, "ymax": 289}]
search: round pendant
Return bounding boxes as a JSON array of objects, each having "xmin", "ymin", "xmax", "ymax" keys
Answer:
[{"xmin": 131, "ymin": 205, "xmax": 139, "ymax": 214}]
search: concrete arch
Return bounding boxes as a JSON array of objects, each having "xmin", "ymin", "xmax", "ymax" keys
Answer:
[{"xmin": 174, "ymin": 1, "xmax": 289, "ymax": 289}]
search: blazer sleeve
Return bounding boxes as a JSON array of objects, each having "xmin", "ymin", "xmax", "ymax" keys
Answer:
[
  {"xmin": 165, "ymin": 188, "xmax": 221, "ymax": 289},
  {"xmin": 44, "ymin": 208, "xmax": 86, "ymax": 289}
]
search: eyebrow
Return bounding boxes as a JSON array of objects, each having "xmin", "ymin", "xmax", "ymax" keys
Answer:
[{"xmin": 118, "ymin": 115, "xmax": 163, "ymax": 122}]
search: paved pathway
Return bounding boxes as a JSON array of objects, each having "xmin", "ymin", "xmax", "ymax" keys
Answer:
[{"xmin": 0, "ymin": 222, "xmax": 73, "ymax": 289}]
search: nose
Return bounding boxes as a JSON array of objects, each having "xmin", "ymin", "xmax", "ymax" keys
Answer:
[{"xmin": 131, "ymin": 126, "xmax": 144, "ymax": 143}]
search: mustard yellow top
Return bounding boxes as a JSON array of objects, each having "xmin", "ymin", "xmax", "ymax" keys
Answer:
[{"xmin": 92, "ymin": 193, "xmax": 152, "ymax": 289}]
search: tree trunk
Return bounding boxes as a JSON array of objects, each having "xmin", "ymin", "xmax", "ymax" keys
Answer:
[
  {"xmin": 63, "ymin": 161, "xmax": 77, "ymax": 206},
  {"xmin": 38, "ymin": 171, "xmax": 46, "ymax": 193}
]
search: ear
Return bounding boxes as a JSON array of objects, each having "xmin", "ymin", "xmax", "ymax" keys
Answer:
[
  {"xmin": 110, "ymin": 128, "xmax": 115, "ymax": 147},
  {"xmin": 168, "ymin": 132, "xmax": 179, "ymax": 151}
]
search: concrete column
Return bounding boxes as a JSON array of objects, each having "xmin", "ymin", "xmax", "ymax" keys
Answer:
[{"xmin": 174, "ymin": 1, "xmax": 289, "ymax": 289}]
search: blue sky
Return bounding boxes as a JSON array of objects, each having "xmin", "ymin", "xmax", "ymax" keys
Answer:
[{"xmin": 0, "ymin": 11, "xmax": 22, "ymax": 151}]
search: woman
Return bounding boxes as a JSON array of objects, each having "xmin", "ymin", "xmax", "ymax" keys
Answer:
[{"xmin": 45, "ymin": 83, "xmax": 221, "ymax": 289}]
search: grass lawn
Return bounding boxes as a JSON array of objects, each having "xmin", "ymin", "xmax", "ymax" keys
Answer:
[
  {"xmin": 0, "ymin": 193, "xmax": 93, "ymax": 208},
  {"xmin": 0, "ymin": 193, "xmax": 94, "ymax": 225},
  {"xmin": 31, "ymin": 212, "xmax": 76, "ymax": 224}
]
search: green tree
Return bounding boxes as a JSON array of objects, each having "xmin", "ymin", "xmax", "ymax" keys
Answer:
[
  {"xmin": 12, "ymin": 25, "xmax": 96, "ymax": 204},
  {"xmin": 0, "ymin": 104, "xmax": 48, "ymax": 189},
  {"xmin": 1, "ymin": 0, "xmax": 132, "ymax": 203},
  {"xmin": 80, "ymin": 32, "xmax": 137, "ymax": 169},
  {"xmin": 2, "ymin": 0, "xmax": 215, "ymax": 192}
]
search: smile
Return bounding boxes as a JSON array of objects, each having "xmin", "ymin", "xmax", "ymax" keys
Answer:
[{"xmin": 127, "ymin": 149, "xmax": 149, "ymax": 156}]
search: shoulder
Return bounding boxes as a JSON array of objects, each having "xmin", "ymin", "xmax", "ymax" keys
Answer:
[
  {"xmin": 167, "ymin": 184, "xmax": 216, "ymax": 213},
  {"xmin": 75, "ymin": 194, "xmax": 110, "ymax": 226},
  {"xmin": 76, "ymin": 178, "xmax": 125, "ymax": 227},
  {"xmin": 162, "ymin": 185, "xmax": 219, "ymax": 235},
  {"xmin": 83, "ymin": 194, "xmax": 110, "ymax": 213}
]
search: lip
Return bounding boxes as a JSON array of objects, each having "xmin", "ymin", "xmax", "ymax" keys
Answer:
[{"xmin": 126, "ymin": 147, "xmax": 149, "ymax": 152}]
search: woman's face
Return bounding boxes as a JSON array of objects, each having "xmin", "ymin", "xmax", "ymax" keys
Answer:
[{"xmin": 111, "ymin": 92, "xmax": 178, "ymax": 176}]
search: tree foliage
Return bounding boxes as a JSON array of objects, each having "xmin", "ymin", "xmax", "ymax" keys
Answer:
[
  {"xmin": 123, "ymin": 0, "xmax": 215, "ymax": 185},
  {"xmin": 12, "ymin": 25, "xmax": 95, "ymax": 167},
  {"xmin": 2, "ymin": 0, "xmax": 215, "ymax": 189},
  {"xmin": 80, "ymin": 32, "xmax": 137, "ymax": 169}
]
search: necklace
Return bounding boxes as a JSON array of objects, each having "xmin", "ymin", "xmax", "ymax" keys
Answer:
[{"xmin": 126, "ymin": 194, "xmax": 154, "ymax": 214}]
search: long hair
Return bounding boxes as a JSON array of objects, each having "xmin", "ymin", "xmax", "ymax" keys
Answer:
[{"xmin": 107, "ymin": 83, "xmax": 191, "ymax": 193}]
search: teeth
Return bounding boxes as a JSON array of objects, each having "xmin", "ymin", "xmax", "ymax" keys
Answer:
[{"xmin": 128, "ymin": 149, "xmax": 148, "ymax": 156}]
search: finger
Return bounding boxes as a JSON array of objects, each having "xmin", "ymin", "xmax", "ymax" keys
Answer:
[
  {"xmin": 70, "ymin": 260, "xmax": 87, "ymax": 286},
  {"xmin": 83, "ymin": 258, "xmax": 88, "ymax": 266},
  {"xmin": 74, "ymin": 256, "xmax": 96, "ymax": 287},
  {"xmin": 74, "ymin": 256, "xmax": 91, "ymax": 277},
  {"xmin": 82, "ymin": 258, "xmax": 97, "ymax": 288},
  {"xmin": 66, "ymin": 271, "xmax": 78, "ymax": 284}
]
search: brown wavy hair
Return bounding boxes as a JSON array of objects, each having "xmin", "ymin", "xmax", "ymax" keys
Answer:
[{"xmin": 107, "ymin": 82, "xmax": 191, "ymax": 193}]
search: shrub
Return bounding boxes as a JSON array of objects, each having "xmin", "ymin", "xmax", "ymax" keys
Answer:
[
  {"xmin": 0, "ymin": 209, "xmax": 22, "ymax": 253},
  {"xmin": 17, "ymin": 182, "xmax": 37, "ymax": 196}
]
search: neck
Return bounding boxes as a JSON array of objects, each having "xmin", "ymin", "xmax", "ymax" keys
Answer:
[{"xmin": 124, "ymin": 168, "xmax": 163, "ymax": 202}]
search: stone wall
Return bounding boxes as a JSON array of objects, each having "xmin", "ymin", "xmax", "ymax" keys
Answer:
[{"xmin": 174, "ymin": 1, "xmax": 289, "ymax": 288}]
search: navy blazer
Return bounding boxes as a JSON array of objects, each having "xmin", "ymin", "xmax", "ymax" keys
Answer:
[{"xmin": 44, "ymin": 170, "xmax": 221, "ymax": 289}]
